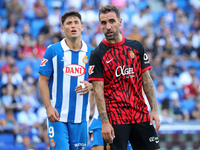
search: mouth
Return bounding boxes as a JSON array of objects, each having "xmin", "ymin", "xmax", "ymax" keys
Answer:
[
  {"xmin": 106, "ymin": 32, "xmax": 113, "ymax": 36},
  {"xmin": 71, "ymin": 29, "xmax": 77, "ymax": 34}
]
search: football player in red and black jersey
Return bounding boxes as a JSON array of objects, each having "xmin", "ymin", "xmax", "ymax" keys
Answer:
[{"xmin": 89, "ymin": 5, "xmax": 160, "ymax": 150}]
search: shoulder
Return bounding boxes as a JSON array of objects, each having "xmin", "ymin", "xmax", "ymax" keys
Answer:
[
  {"xmin": 86, "ymin": 44, "xmax": 94, "ymax": 51},
  {"xmin": 47, "ymin": 42, "xmax": 61, "ymax": 50},
  {"xmin": 125, "ymin": 39, "xmax": 145, "ymax": 53},
  {"xmin": 125, "ymin": 38, "xmax": 143, "ymax": 47}
]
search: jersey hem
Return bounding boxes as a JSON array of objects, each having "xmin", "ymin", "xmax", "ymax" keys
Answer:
[
  {"xmin": 142, "ymin": 66, "xmax": 152, "ymax": 73},
  {"xmin": 88, "ymin": 78, "xmax": 104, "ymax": 81}
]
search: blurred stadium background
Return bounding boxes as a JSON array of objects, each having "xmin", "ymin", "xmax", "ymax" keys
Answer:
[{"xmin": 0, "ymin": 0, "xmax": 200, "ymax": 149}]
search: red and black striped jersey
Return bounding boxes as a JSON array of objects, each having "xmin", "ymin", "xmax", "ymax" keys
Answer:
[{"xmin": 88, "ymin": 37, "xmax": 151, "ymax": 125}]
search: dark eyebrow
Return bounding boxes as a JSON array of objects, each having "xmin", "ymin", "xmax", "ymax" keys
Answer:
[{"xmin": 109, "ymin": 19, "xmax": 115, "ymax": 22}]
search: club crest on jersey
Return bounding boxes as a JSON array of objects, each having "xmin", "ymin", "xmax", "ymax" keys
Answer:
[
  {"xmin": 89, "ymin": 65, "xmax": 95, "ymax": 75},
  {"xmin": 50, "ymin": 139, "xmax": 56, "ymax": 148},
  {"xmin": 90, "ymin": 133, "xmax": 94, "ymax": 142},
  {"xmin": 40, "ymin": 58, "xmax": 48, "ymax": 66},
  {"xmin": 129, "ymin": 50, "xmax": 135, "ymax": 59},
  {"xmin": 63, "ymin": 64, "xmax": 86, "ymax": 77},
  {"xmin": 82, "ymin": 55, "xmax": 89, "ymax": 64}
]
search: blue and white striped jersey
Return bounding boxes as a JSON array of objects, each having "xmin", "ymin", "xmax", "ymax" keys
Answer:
[{"xmin": 39, "ymin": 38, "xmax": 93, "ymax": 123}]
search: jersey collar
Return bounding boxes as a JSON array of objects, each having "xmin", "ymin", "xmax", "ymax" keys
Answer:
[
  {"xmin": 102, "ymin": 37, "xmax": 125, "ymax": 47},
  {"xmin": 61, "ymin": 38, "xmax": 87, "ymax": 52}
]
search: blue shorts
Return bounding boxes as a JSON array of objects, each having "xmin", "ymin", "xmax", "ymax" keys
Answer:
[
  {"xmin": 47, "ymin": 119, "xmax": 87, "ymax": 150},
  {"xmin": 89, "ymin": 128, "xmax": 104, "ymax": 148}
]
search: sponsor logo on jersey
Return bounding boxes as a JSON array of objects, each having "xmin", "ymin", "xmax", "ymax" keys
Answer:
[
  {"xmin": 63, "ymin": 64, "xmax": 86, "ymax": 76},
  {"xmin": 143, "ymin": 53, "xmax": 150, "ymax": 64},
  {"xmin": 129, "ymin": 50, "xmax": 135, "ymax": 59},
  {"xmin": 89, "ymin": 65, "xmax": 95, "ymax": 75},
  {"xmin": 40, "ymin": 58, "xmax": 48, "ymax": 66},
  {"xmin": 82, "ymin": 55, "xmax": 89, "ymax": 64},
  {"xmin": 115, "ymin": 65, "xmax": 135, "ymax": 78},
  {"xmin": 50, "ymin": 139, "xmax": 56, "ymax": 148}
]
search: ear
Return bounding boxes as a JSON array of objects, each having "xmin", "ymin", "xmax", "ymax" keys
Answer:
[
  {"xmin": 61, "ymin": 26, "xmax": 64, "ymax": 33},
  {"xmin": 81, "ymin": 24, "xmax": 84, "ymax": 32},
  {"xmin": 119, "ymin": 18, "xmax": 122, "ymax": 27}
]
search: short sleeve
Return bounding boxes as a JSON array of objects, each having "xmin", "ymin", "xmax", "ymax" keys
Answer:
[
  {"xmin": 88, "ymin": 49, "xmax": 104, "ymax": 82},
  {"xmin": 137, "ymin": 42, "xmax": 151, "ymax": 73},
  {"xmin": 38, "ymin": 45, "xmax": 53, "ymax": 77}
]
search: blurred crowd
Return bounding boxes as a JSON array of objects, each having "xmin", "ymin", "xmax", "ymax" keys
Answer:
[{"xmin": 0, "ymin": 0, "xmax": 200, "ymax": 149}]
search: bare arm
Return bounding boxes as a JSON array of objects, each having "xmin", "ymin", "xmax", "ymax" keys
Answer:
[
  {"xmin": 142, "ymin": 70, "xmax": 160, "ymax": 132},
  {"xmin": 38, "ymin": 74, "xmax": 51, "ymax": 109},
  {"xmin": 142, "ymin": 70, "xmax": 157, "ymax": 111},
  {"xmin": 92, "ymin": 80, "xmax": 115, "ymax": 143},
  {"xmin": 38, "ymin": 74, "xmax": 59, "ymax": 122},
  {"xmin": 92, "ymin": 81, "xmax": 109, "ymax": 123},
  {"xmin": 89, "ymin": 91, "xmax": 95, "ymax": 119}
]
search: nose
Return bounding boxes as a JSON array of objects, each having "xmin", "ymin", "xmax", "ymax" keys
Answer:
[
  {"xmin": 106, "ymin": 23, "xmax": 111, "ymax": 30},
  {"xmin": 71, "ymin": 22, "xmax": 76, "ymax": 28}
]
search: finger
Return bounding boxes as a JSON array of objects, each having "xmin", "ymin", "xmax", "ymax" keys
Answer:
[
  {"xmin": 111, "ymin": 128, "xmax": 115, "ymax": 139},
  {"xmin": 150, "ymin": 116, "xmax": 153, "ymax": 125},
  {"xmin": 75, "ymin": 85, "xmax": 82, "ymax": 91},
  {"xmin": 55, "ymin": 111, "xmax": 60, "ymax": 121},
  {"xmin": 155, "ymin": 119, "xmax": 160, "ymax": 132}
]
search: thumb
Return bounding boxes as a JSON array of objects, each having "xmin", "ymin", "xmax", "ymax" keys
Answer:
[
  {"xmin": 55, "ymin": 109, "xmax": 60, "ymax": 120},
  {"xmin": 80, "ymin": 81, "xmax": 84, "ymax": 83}
]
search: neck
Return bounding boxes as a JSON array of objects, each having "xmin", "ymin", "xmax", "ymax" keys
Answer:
[
  {"xmin": 65, "ymin": 37, "xmax": 82, "ymax": 51},
  {"xmin": 105, "ymin": 33, "xmax": 123, "ymax": 44}
]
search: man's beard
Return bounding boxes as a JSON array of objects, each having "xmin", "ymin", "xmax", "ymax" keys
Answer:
[{"xmin": 105, "ymin": 30, "xmax": 119, "ymax": 40}]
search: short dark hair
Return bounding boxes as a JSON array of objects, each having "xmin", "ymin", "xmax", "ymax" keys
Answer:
[
  {"xmin": 61, "ymin": 11, "xmax": 82, "ymax": 25},
  {"xmin": 99, "ymin": 5, "xmax": 120, "ymax": 20}
]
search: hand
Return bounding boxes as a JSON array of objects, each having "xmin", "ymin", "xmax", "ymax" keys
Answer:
[
  {"xmin": 75, "ymin": 81, "xmax": 93, "ymax": 95},
  {"xmin": 150, "ymin": 109, "xmax": 160, "ymax": 132},
  {"xmin": 46, "ymin": 106, "xmax": 59, "ymax": 122},
  {"xmin": 102, "ymin": 122, "xmax": 115, "ymax": 144}
]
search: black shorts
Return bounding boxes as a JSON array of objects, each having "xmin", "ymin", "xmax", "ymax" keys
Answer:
[{"xmin": 108, "ymin": 121, "xmax": 160, "ymax": 150}]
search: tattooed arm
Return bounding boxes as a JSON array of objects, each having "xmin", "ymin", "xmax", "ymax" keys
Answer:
[
  {"xmin": 92, "ymin": 81, "xmax": 115, "ymax": 143},
  {"xmin": 142, "ymin": 70, "xmax": 160, "ymax": 132}
]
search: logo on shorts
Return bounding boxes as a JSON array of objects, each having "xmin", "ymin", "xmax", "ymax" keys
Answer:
[
  {"xmin": 82, "ymin": 55, "xmax": 89, "ymax": 64},
  {"xmin": 90, "ymin": 133, "xmax": 94, "ymax": 142},
  {"xmin": 50, "ymin": 139, "xmax": 56, "ymax": 148},
  {"xmin": 74, "ymin": 143, "xmax": 86, "ymax": 149},
  {"xmin": 149, "ymin": 136, "xmax": 159, "ymax": 143}
]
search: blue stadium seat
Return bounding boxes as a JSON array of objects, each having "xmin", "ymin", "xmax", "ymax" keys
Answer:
[
  {"xmin": 151, "ymin": 11, "xmax": 163, "ymax": 25},
  {"xmin": 31, "ymin": 19, "xmax": 45, "ymax": 39},
  {"xmin": 0, "ymin": 8, "xmax": 7, "ymax": 18},
  {"xmin": 0, "ymin": 133, "xmax": 15, "ymax": 145},
  {"xmin": 0, "ymin": 145, "xmax": 26, "ymax": 150},
  {"xmin": 30, "ymin": 58, "xmax": 42, "ymax": 78},
  {"xmin": 16, "ymin": 59, "xmax": 32, "ymax": 76},
  {"xmin": 175, "ymin": 0, "xmax": 189, "ymax": 9},
  {"xmin": 1, "ymin": 19, "xmax": 8, "ymax": 29},
  {"xmin": 35, "ymin": 142, "xmax": 47, "ymax": 150}
]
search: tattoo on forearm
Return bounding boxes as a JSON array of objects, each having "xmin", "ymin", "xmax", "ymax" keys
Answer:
[
  {"xmin": 92, "ymin": 81, "xmax": 109, "ymax": 122},
  {"xmin": 99, "ymin": 112, "xmax": 109, "ymax": 122},
  {"xmin": 142, "ymin": 70, "xmax": 157, "ymax": 110}
]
